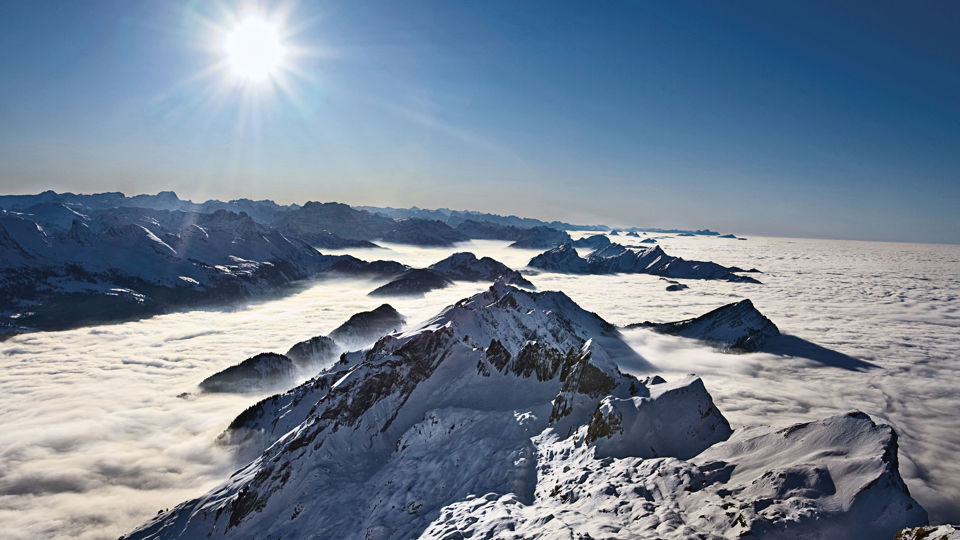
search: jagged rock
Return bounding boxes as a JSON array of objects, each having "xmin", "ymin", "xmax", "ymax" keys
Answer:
[
  {"xmin": 896, "ymin": 525, "xmax": 960, "ymax": 539},
  {"xmin": 198, "ymin": 353, "xmax": 295, "ymax": 393},
  {"xmin": 586, "ymin": 375, "xmax": 731, "ymax": 459},
  {"xmin": 322, "ymin": 256, "xmax": 408, "ymax": 278},
  {"xmin": 284, "ymin": 335, "xmax": 338, "ymax": 368},
  {"xmin": 328, "ymin": 304, "xmax": 405, "ymax": 347},
  {"xmin": 572, "ymin": 234, "xmax": 611, "ymax": 251},
  {"xmin": 627, "ymin": 299, "xmax": 779, "ymax": 352},
  {"xmin": 273, "ymin": 201, "xmax": 394, "ymax": 240},
  {"xmin": 508, "ymin": 226, "xmax": 573, "ymax": 249},
  {"xmin": 368, "ymin": 269, "xmax": 454, "ymax": 297},
  {"xmin": 625, "ymin": 231, "xmax": 640, "ymax": 238},
  {"xmin": 527, "ymin": 243, "xmax": 590, "ymax": 273},
  {"xmin": 529, "ymin": 242, "xmax": 761, "ymax": 284},
  {"xmin": 428, "ymin": 252, "xmax": 533, "ymax": 288},
  {"xmin": 662, "ymin": 278, "xmax": 689, "ymax": 291}
]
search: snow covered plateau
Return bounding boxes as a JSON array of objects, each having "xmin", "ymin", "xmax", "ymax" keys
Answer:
[{"xmin": 0, "ymin": 231, "xmax": 958, "ymax": 539}]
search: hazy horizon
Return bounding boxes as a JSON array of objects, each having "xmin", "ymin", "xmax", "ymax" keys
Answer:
[{"xmin": 3, "ymin": 186, "xmax": 958, "ymax": 245}]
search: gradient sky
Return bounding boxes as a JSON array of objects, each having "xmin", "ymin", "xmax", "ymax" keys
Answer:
[{"xmin": 0, "ymin": 1, "xmax": 957, "ymax": 243}]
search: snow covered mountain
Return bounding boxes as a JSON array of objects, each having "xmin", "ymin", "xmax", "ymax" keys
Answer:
[
  {"xmin": 0, "ymin": 205, "xmax": 405, "ymax": 336},
  {"xmin": 529, "ymin": 242, "xmax": 762, "ymax": 283},
  {"xmin": 198, "ymin": 305, "xmax": 407, "ymax": 394},
  {"xmin": 369, "ymin": 253, "xmax": 534, "ymax": 296},
  {"xmin": 124, "ymin": 283, "xmax": 927, "ymax": 539},
  {"xmin": 328, "ymin": 304, "xmax": 406, "ymax": 349},
  {"xmin": 572, "ymin": 233, "xmax": 612, "ymax": 250},
  {"xmin": 628, "ymin": 299, "xmax": 780, "ymax": 352}
]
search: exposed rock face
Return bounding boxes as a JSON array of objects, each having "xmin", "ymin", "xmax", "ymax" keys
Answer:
[
  {"xmin": 368, "ymin": 269, "xmax": 454, "ymax": 297},
  {"xmin": 276, "ymin": 224, "xmax": 379, "ymax": 249},
  {"xmin": 625, "ymin": 231, "xmax": 640, "ymax": 237},
  {"xmin": 328, "ymin": 304, "xmax": 406, "ymax": 347},
  {"xmin": 896, "ymin": 525, "xmax": 960, "ymax": 539},
  {"xmin": 586, "ymin": 375, "xmax": 730, "ymax": 460},
  {"xmin": 198, "ymin": 353, "xmax": 296, "ymax": 393},
  {"xmin": 508, "ymin": 226, "xmax": 573, "ymax": 249},
  {"xmin": 572, "ymin": 234, "xmax": 611, "ymax": 251},
  {"xmin": 126, "ymin": 285, "xmax": 926, "ymax": 540},
  {"xmin": 380, "ymin": 219, "xmax": 468, "ymax": 247},
  {"xmin": 627, "ymin": 299, "xmax": 780, "ymax": 352},
  {"xmin": 273, "ymin": 201, "xmax": 394, "ymax": 241},
  {"xmin": 527, "ymin": 243, "xmax": 590, "ymax": 273},
  {"xmin": 284, "ymin": 335, "xmax": 338, "ymax": 368},
  {"xmin": 528, "ymin": 242, "xmax": 762, "ymax": 284},
  {"xmin": 322, "ymin": 256, "xmax": 408, "ymax": 278},
  {"xmin": 428, "ymin": 252, "xmax": 533, "ymax": 288},
  {"xmin": 662, "ymin": 279, "xmax": 689, "ymax": 291},
  {"xmin": 422, "ymin": 412, "xmax": 926, "ymax": 540}
]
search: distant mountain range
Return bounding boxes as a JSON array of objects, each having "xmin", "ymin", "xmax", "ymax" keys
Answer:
[{"xmin": 0, "ymin": 190, "xmax": 743, "ymax": 337}]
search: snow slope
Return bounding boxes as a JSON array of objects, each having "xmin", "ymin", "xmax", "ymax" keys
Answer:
[
  {"xmin": 124, "ymin": 283, "xmax": 926, "ymax": 539},
  {"xmin": 529, "ymin": 241, "xmax": 762, "ymax": 283},
  {"xmin": 629, "ymin": 299, "xmax": 780, "ymax": 352}
]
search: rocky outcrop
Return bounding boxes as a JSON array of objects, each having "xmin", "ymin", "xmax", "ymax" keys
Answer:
[
  {"xmin": 572, "ymin": 234, "xmax": 611, "ymax": 251},
  {"xmin": 527, "ymin": 243, "xmax": 590, "ymax": 273},
  {"xmin": 198, "ymin": 353, "xmax": 296, "ymax": 393},
  {"xmin": 328, "ymin": 304, "xmax": 406, "ymax": 347},
  {"xmin": 627, "ymin": 299, "xmax": 779, "ymax": 352},
  {"xmin": 896, "ymin": 525, "xmax": 960, "ymax": 540},
  {"xmin": 370, "ymin": 253, "xmax": 533, "ymax": 296},
  {"xmin": 368, "ymin": 269, "xmax": 454, "ymax": 297},
  {"xmin": 508, "ymin": 226, "xmax": 573, "ymax": 249},
  {"xmin": 284, "ymin": 335, "xmax": 338, "ymax": 368},
  {"xmin": 528, "ymin": 242, "xmax": 762, "ymax": 284},
  {"xmin": 428, "ymin": 252, "xmax": 533, "ymax": 288}
]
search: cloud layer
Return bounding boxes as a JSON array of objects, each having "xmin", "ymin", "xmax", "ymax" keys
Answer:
[{"xmin": 0, "ymin": 236, "xmax": 957, "ymax": 538}]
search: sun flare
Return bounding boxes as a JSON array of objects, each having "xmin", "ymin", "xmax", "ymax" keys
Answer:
[{"xmin": 223, "ymin": 16, "xmax": 286, "ymax": 82}]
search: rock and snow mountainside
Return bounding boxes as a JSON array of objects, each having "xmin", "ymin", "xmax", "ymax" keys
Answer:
[
  {"xmin": 628, "ymin": 299, "xmax": 781, "ymax": 352},
  {"xmin": 897, "ymin": 525, "xmax": 960, "ymax": 539},
  {"xmin": 284, "ymin": 335, "xmax": 338, "ymax": 367},
  {"xmin": 199, "ymin": 353, "xmax": 297, "ymax": 393},
  {"xmin": 126, "ymin": 284, "xmax": 926, "ymax": 540},
  {"xmin": 428, "ymin": 252, "xmax": 534, "ymax": 289},
  {"xmin": 529, "ymin": 242, "xmax": 762, "ymax": 283},
  {"xmin": 368, "ymin": 269, "xmax": 455, "ymax": 297},
  {"xmin": 0, "ymin": 206, "xmax": 409, "ymax": 336},
  {"xmin": 369, "ymin": 253, "xmax": 534, "ymax": 296},
  {"xmin": 507, "ymin": 226, "xmax": 573, "ymax": 249},
  {"xmin": 328, "ymin": 304, "xmax": 406, "ymax": 348},
  {"xmin": 380, "ymin": 219, "xmax": 469, "ymax": 246},
  {"xmin": 572, "ymin": 233, "xmax": 612, "ymax": 251},
  {"xmin": 199, "ymin": 305, "xmax": 406, "ymax": 394}
]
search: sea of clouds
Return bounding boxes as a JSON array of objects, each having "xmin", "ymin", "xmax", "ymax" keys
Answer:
[{"xmin": 0, "ymin": 236, "xmax": 957, "ymax": 538}]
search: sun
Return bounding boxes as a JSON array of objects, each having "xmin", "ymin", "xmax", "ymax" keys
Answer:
[{"xmin": 222, "ymin": 16, "xmax": 286, "ymax": 82}]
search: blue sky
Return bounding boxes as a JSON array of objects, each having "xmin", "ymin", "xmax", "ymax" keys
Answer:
[{"xmin": 0, "ymin": 1, "xmax": 957, "ymax": 242}]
